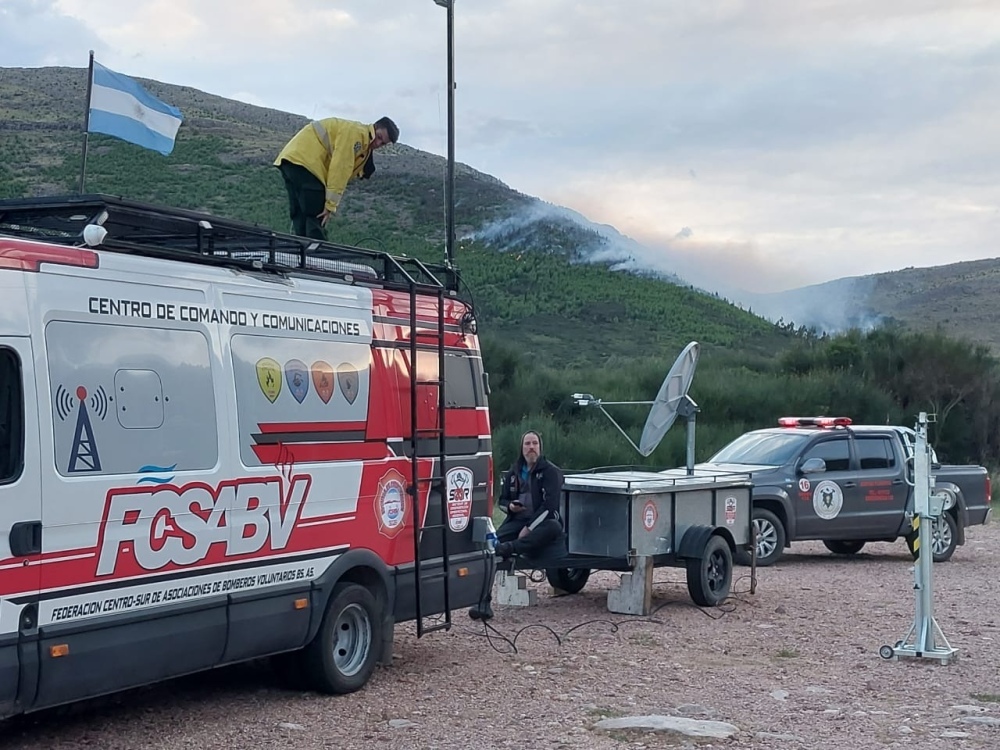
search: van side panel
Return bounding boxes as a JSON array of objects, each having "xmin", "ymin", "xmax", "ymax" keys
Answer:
[{"xmin": 34, "ymin": 600, "xmax": 227, "ymax": 709}]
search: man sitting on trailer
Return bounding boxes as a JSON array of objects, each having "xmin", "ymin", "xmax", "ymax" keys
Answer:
[
  {"xmin": 469, "ymin": 431, "xmax": 566, "ymax": 621},
  {"xmin": 273, "ymin": 115, "xmax": 399, "ymax": 240},
  {"xmin": 493, "ymin": 430, "xmax": 566, "ymax": 559}
]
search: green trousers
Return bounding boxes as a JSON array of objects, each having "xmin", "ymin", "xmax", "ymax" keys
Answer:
[{"xmin": 277, "ymin": 160, "xmax": 327, "ymax": 241}]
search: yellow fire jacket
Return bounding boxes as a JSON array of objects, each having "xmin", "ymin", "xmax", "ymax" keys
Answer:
[{"xmin": 274, "ymin": 117, "xmax": 374, "ymax": 213}]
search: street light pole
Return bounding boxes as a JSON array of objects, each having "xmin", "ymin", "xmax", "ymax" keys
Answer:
[{"xmin": 433, "ymin": 0, "xmax": 456, "ymax": 267}]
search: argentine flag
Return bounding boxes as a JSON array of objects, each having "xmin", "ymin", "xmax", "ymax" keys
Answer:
[{"xmin": 87, "ymin": 61, "xmax": 183, "ymax": 156}]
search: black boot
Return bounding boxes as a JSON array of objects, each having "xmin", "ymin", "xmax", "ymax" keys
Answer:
[{"xmin": 468, "ymin": 598, "xmax": 494, "ymax": 621}]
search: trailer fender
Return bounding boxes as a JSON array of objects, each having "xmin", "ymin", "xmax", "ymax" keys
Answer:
[{"xmin": 676, "ymin": 525, "xmax": 736, "ymax": 561}]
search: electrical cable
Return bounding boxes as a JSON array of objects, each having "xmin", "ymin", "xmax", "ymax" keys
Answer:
[{"xmin": 460, "ymin": 572, "xmax": 757, "ymax": 655}]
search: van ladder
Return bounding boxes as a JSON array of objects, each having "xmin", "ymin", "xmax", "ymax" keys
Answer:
[{"xmin": 407, "ymin": 262, "xmax": 452, "ymax": 637}]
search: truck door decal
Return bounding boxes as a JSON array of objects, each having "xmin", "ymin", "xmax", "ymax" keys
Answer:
[{"xmin": 812, "ymin": 480, "xmax": 844, "ymax": 520}]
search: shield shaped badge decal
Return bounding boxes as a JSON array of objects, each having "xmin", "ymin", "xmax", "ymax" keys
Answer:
[
  {"xmin": 311, "ymin": 360, "xmax": 335, "ymax": 404},
  {"xmin": 338, "ymin": 363, "xmax": 359, "ymax": 405},
  {"xmin": 285, "ymin": 359, "xmax": 309, "ymax": 404},
  {"xmin": 256, "ymin": 357, "xmax": 282, "ymax": 403}
]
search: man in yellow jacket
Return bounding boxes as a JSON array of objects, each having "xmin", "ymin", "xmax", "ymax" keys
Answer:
[{"xmin": 274, "ymin": 116, "xmax": 399, "ymax": 240}]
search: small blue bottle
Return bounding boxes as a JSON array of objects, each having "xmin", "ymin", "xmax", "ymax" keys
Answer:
[{"xmin": 485, "ymin": 517, "xmax": 498, "ymax": 553}]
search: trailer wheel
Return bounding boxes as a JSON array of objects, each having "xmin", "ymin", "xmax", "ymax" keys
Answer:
[
  {"xmin": 545, "ymin": 567, "xmax": 591, "ymax": 595},
  {"xmin": 823, "ymin": 540, "xmax": 866, "ymax": 556},
  {"xmin": 686, "ymin": 535, "xmax": 732, "ymax": 607},
  {"xmin": 906, "ymin": 512, "xmax": 958, "ymax": 563},
  {"xmin": 303, "ymin": 583, "xmax": 383, "ymax": 695}
]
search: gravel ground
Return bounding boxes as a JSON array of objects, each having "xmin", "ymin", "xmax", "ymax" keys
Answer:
[{"xmin": 2, "ymin": 522, "xmax": 998, "ymax": 750}]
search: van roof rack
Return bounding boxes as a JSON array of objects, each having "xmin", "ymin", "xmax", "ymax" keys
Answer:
[{"xmin": 0, "ymin": 193, "xmax": 458, "ymax": 294}]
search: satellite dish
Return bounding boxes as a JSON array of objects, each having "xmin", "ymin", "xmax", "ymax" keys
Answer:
[
  {"xmin": 638, "ymin": 341, "xmax": 699, "ymax": 456},
  {"xmin": 570, "ymin": 341, "xmax": 703, "ymax": 472}
]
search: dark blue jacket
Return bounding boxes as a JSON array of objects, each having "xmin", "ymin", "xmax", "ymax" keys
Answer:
[{"xmin": 498, "ymin": 455, "xmax": 563, "ymax": 524}]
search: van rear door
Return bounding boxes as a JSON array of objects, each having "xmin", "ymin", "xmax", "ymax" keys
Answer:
[{"xmin": 0, "ymin": 339, "xmax": 41, "ymax": 716}]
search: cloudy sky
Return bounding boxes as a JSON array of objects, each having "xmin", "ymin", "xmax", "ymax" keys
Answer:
[{"xmin": 3, "ymin": 0, "xmax": 999, "ymax": 293}]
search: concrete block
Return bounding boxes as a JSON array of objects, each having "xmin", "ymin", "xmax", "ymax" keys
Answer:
[
  {"xmin": 607, "ymin": 555, "xmax": 653, "ymax": 616},
  {"xmin": 495, "ymin": 570, "xmax": 537, "ymax": 607}
]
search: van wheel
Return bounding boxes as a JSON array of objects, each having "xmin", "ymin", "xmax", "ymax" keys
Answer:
[
  {"xmin": 823, "ymin": 540, "xmax": 866, "ymax": 556},
  {"xmin": 736, "ymin": 508, "xmax": 785, "ymax": 567},
  {"xmin": 303, "ymin": 583, "xmax": 383, "ymax": 694},
  {"xmin": 545, "ymin": 567, "xmax": 591, "ymax": 594},
  {"xmin": 906, "ymin": 512, "xmax": 958, "ymax": 563}
]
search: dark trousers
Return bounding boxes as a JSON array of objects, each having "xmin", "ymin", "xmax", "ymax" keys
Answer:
[
  {"xmin": 497, "ymin": 513, "xmax": 564, "ymax": 558},
  {"xmin": 277, "ymin": 160, "xmax": 327, "ymax": 240}
]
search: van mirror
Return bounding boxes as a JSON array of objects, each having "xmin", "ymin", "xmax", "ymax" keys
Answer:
[{"xmin": 800, "ymin": 457, "xmax": 827, "ymax": 474}]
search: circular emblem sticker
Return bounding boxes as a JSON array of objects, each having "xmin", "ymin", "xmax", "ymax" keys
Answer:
[
  {"xmin": 812, "ymin": 480, "xmax": 844, "ymax": 520},
  {"xmin": 798, "ymin": 478, "xmax": 810, "ymax": 493},
  {"xmin": 642, "ymin": 500, "xmax": 658, "ymax": 531},
  {"xmin": 376, "ymin": 469, "xmax": 408, "ymax": 538}
]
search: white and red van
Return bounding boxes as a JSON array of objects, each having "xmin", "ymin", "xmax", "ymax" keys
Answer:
[{"xmin": 0, "ymin": 195, "xmax": 494, "ymax": 716}]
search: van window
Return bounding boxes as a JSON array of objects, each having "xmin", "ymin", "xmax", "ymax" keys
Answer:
[
  {"xmin": 856, "ymin": 437, "xmax": 896, "ymax": 470},
  {"xmin": 45, "ymin": 322, "xmax": 218, "ymax": 477},
  {"xmin": 416, "ymin": 351, "xmax": 482, "ymax": 408},
  {"xmin": 0, "ymin": 349, "xmax": 23, "ymax": 484},
  {"xmin": 802, "ymin": 439, "xmax": 850, "ymax": 472}
]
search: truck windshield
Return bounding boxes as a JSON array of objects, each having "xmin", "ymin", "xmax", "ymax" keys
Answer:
[{"xmin": 709, "ymin": 431, "xmax": 810, "ymax": 466}]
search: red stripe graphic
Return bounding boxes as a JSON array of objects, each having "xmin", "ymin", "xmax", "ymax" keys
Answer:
[{"xmin": 257, "ymin": 421, "xmax": 368, "ymax": 434}]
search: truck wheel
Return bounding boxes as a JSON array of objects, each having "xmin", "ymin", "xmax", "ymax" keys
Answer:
[
  {"xmin": 545, "ymin": 567, "xmax": 591, "ymax": 594},
  {"xmin": 906, "ymin": 512, "xmax": 958, "ymax": 563},
  {"xmin": 823, "ymin": 540, "xmax": 866, "ymax": 556},
  {"xmin": 686, "ymin": 535, "xmax": 733, "ymax": 607},
  {"xmin": 303, "ymin": 583, "xmax": 383, "ymax": 695},
  {"xmin": 736, "ymin": 508, "xmax": 785, "ymax": 567}
]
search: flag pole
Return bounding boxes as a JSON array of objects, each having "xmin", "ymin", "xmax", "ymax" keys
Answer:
[{"xmin": 79, "ymin": 50, "xmax": 94, "ymax": 194}]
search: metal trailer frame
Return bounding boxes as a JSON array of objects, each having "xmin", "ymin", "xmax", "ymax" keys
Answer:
[{"xmin": 498, "ymin": 467, "xmax": 757, "ymax": 615}]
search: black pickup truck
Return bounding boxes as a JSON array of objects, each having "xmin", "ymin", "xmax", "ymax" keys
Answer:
[{"xmin": 695, "ymin": 417, "xmax": 993, "ymax": 566}]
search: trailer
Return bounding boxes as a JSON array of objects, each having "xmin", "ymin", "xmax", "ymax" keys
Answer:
[{"xmin": 490, "ymin": 342, "xmax": 756, "ymax": 615}]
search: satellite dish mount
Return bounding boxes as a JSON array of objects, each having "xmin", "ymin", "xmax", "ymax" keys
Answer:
[{"xmin": 572, "ymin": 342, "xmax": 702, "ymax": 474}]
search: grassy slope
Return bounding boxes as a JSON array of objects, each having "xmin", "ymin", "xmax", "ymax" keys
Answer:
[{"xmin": 0, "ymin": 65, "xmax": 792, "ymax": 366}]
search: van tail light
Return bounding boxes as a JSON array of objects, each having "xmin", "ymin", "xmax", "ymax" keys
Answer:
[
  {"xmin": 986, "ymin": 474, "xmax": 992, "ymax": 505},
  {"xmin": 0, "ymin": 241, "xmax": 100, "ymax": 272}
]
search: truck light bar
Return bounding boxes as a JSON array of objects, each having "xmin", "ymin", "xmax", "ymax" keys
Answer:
[{"xmin": 778, "ymin": 416, "xmax": 853, "ymax": 428}]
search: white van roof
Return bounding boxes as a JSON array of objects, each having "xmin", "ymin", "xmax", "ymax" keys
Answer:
[{"xmin": 0, "ymin": 194, "xmax": 457, "ymax": 295}]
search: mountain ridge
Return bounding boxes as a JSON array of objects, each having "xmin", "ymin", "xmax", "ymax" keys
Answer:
[{"xmin": 3, "ymin": 65, "xmax": 999, "ymax": 353}]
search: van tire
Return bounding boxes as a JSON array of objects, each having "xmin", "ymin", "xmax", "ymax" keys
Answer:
[{"xmin": 303, "ymin": 583, "xmax": 383, "ymax": 694}]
